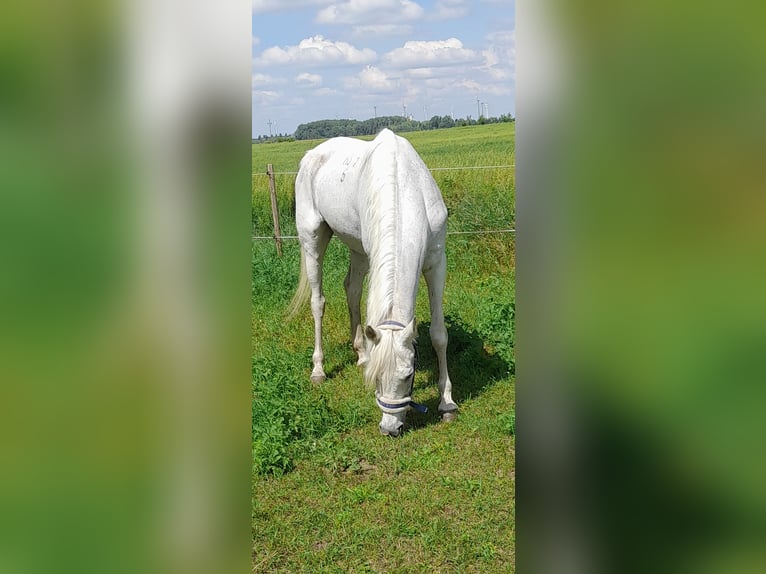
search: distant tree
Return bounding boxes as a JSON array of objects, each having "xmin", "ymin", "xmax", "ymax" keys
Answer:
[{"xmin": 292, "ymin": 111, "xmax": 510, "ymax": 140}]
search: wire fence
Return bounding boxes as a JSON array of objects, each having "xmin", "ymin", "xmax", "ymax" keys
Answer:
[
  {"xmin": 252, "ymin": 228, "xmax": 515, "ymax": 241},
  {"xmin": 253, "ymin": 163, "xmax": 514, "ymax": 247},
  {"xmin": 252, "ymin": 164, "xmax": 515, "ymax": 177}
]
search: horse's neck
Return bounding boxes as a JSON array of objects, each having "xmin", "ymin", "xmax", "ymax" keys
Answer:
[
  {"xmin": 363, "ymin": 133, "xmax": 424, "ymax": 326},
  {"xmin": 366, "ymin": 215, "xmax": 424, "ymax": 326}
]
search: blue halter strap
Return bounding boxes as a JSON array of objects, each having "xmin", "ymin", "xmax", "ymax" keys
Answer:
[{"xmin": 376, "ymin": 396, "xmax": 428, "ymax": 414}]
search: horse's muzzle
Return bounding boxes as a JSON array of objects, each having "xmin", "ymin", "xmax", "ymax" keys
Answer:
[
  {"xmin": 379, "ymin": 422, "xmax": 403, "ymax": 437},
  {"xmin": 379, "ymin": 413, "xmax": 404, "ymax": 437}
]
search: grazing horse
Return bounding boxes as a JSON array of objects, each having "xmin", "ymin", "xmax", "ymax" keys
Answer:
[{"xmin": 288, "ymin": 128, "xmax": 457, "ymax": 436}]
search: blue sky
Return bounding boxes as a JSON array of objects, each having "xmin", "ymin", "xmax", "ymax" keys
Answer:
[{"xmin": 252, "ymin": 0, "xmax": 515, "ymax": 137}]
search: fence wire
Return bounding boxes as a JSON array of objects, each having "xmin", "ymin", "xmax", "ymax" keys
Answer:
[
  {"xmin": 252, "ymin": 228, "xmax": 515, "ymax": 241},
  {"xmin": 252, "ymin": 164, "xmax": 515, "ymax": 177},
  {"xmin": 253, "ymin": 163, "xmax": 514, "ymax": 242}
]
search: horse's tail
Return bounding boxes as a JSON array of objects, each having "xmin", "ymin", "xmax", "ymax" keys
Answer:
[{"xmin": 286, "ymin": 246, "xmax": 310, "ymax": 320}]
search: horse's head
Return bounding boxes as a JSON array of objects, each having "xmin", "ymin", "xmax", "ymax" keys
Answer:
[{"xmin": 364, "ymin": 319, "xmax": 426, "ymax": 437}]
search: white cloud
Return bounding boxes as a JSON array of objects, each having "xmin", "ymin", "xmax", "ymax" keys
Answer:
[
  {"xmin": 481, "ymin": 29, "xmax": 515, "ymax": 82},
  {"xmin": 252, "ymin": 0, "xmax": 332, "ymax": 15},
  {"xmin": 252, "ymin": 73, "xmax": 286, "ymax": 87},
  {"xmin": 456, "ymin": 79, "xmax": 482, "ymax": 94},
  {"xmin": 430, "ymin": 0, "xmax": 468, "ymax": 20},
  {"xmin": 403, "ymin": 65, "xmax": 467, "ymax": 79},
  {"xmin": 345, "ymin": 65, "xmax": 400, "ymax": 93},
  {"xmin": 451, "ymin": 78, "xmax": 510, "ymax": 96},
  {"xmin": 351, "ymin": 24, "xmax": 413, "ymax": 38},
  {"xmin": 254, "ymin": 35, "xmax": 377, "ymax": 67},
  {"xmin": 382, "ymin": 38, "xmax": 481, "ymax": 69},
  {"xmin": 316, "ymin": 0, "xmax": 424, "ymax": 25},
  {"xmin": 487, "ymin": 29, "xmax": 515, "ymax": 45},
  {"xmin": 252, "ymin": 90, "xmax": 281, "ymax": 105},
  {"xmin": 295, "ymin": 72, "xmax": 323, "ymax": 87},
  {"xmin": 252, "ymin": 36, "xmax": 261, "ymax": 47},
  {"xmin": 331, "ymin": 33, "xmax": 512, "ymax": 104},
  {"xmin": 314, "ymin": 87, "xmax": 340, "ymax": 97}
]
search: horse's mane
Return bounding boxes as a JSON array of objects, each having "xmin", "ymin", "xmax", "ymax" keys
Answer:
[
  {"xmin": 364, "ymin": 130, "xmax": 399, "ymax": 327},
  {"xmin": 362, "ymin": 130, "xmax": 404, "ymax": 390}
]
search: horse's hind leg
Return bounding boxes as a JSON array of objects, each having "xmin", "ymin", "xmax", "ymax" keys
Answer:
[
  {"xmin": 424, "ymin": 252, "xmax": 458, "ymax": 419},
  {"xmin": 344, "ymin": 250, "xmax": 369, "ymax": 365},
  {"xmin": 302, "ymin": 223, "xmax": 333, "ymax": 384}
]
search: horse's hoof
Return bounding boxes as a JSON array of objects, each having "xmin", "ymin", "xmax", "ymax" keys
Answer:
[
  {"xmin": 441, "ymin": 412, "xmax": 457, "ymax": 423},
  {"xmin": 310, "ymin": 373, "xmax": 326, "ymax": 385}
]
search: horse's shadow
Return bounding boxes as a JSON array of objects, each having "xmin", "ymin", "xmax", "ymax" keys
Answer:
[
  {"xmin": 406, "ymin": 315, "xmax": 513, "ymax": 431},
  {"xmin": 322, "ymin": 314, "xmax": 513, "ymax": 432}
]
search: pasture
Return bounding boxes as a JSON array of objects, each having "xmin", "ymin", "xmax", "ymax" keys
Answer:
[{"xmin": 252, "ymin": 123, "xmax": 515, "ymax": 572}]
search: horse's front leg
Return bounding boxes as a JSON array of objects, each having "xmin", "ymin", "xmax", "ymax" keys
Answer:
[
  {"xmin": 344, "ymin": 250, "xmax": 369, "ymax": 365},
  {"xmin": 424, "ymin": 253, "xmax": 458, "ymax": 420}
]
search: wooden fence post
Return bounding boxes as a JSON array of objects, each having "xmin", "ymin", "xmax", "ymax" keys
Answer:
[{"xmin": 266, "ymin": 163, "xmax": 283, "ymax": 256}]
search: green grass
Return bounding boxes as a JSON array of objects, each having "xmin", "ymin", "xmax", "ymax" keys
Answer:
[{"xmin": 253, "ymin": 123, "xmax": 515, "ymax": 572}]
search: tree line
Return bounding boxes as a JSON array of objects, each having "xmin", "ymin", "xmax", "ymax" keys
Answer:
[{"xmin": 253, "ymin": 113, "xmax": 514, "ymax": 143}]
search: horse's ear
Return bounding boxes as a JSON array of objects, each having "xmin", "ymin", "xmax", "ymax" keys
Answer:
[
  {"xmin": 402, "ymin": 318, "xmax": 416, "ymax": 341},
  {"xmin": 365, "ymin": 325, "xmax": 380, "ymax": 345}
]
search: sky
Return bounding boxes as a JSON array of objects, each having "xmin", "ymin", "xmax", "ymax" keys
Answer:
[{"xmin": 252, "ymin": 0, "xmax": 515, "ymax": 137}]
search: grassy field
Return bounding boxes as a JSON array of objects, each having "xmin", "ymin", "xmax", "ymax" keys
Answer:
[{"xmin": 252, "ymin": 123, "xmax": 515, "ymax": 572}]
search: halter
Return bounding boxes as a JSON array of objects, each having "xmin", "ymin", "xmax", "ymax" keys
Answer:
[
  {"xmin": 376, "ymin": 395, "xmax": 428, "ymax": 414},
  {"xmin": 377, "ymin": 320, "xmax": 407, "ymax": 330},
  {"xmin": 374, "ymin": 320, "xmax": 428, "ymax": 414}
]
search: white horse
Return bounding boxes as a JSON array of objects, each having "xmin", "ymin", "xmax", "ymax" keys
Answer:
[{"xmin": 288, "ymin": 129, "xmax": 458, "ymax": 436}]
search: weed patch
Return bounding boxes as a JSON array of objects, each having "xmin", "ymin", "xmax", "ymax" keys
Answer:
[{"xmin": 252, "ymin": 353, "xmax": 359, "ymax": 475}]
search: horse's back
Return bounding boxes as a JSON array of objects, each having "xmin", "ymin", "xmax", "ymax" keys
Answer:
[
  {"xmin": 389, "ymin": 132, "xmax": 448, "ymax": 236},
  {"xmin": 295, "ymin": 129, "xmax": 447, "ymax": 251}
]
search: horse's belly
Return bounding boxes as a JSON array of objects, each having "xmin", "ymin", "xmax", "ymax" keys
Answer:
[
  {"xmin": 313, "ymin": 184, "xmax": 363, "ymax": 243},
  {"xmin": 311, "ymin": 197, "xmax": 364, "ymax": 253},
  {"xmin": 320, "ymin": 209, "xmax": 361, "ymax": 240},
  {"xmin": 333, "ymin": 232, "xmax": 364, "ymax": 255}
]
